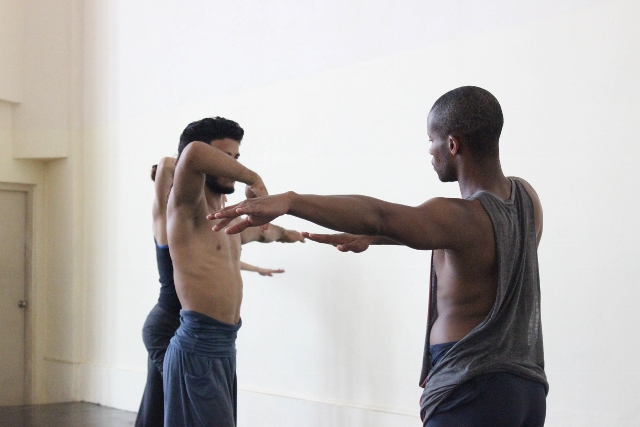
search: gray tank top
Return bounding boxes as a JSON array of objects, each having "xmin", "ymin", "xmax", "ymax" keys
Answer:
[{"xmin": 419, "ymin": 178, "xmax": 548, "ymax": 420}]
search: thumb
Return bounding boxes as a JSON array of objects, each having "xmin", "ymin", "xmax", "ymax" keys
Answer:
[{"xmin": 339, "ymin": 241, "xmax": 365, "ymax": 253}]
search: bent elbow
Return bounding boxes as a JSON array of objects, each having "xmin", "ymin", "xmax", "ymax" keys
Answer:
[
  {"xmin": 177, "ymin": 142, "xmax": 208, "ymax": 171},
  {"xmin": 158, "ymin": 156, "xmax": 176, "ymax": 170},
  {"xmin": 179, "ymin": 142, "xmax": 198, "ymax": 163}
]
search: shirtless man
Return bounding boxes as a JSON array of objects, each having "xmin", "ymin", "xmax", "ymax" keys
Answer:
[
  {"xmin": 163, "ymin": 117, "xmax": 304, "ymax": 427},
  {"xmin": 212, "ymin": 87, "xmax": 548, "ymax": 426},
  {"xmin": 135, "ymin": 158, "xmax": 293, "ymax": 427}
]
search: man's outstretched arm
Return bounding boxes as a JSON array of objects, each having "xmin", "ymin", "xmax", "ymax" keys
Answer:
[
  {"xmin": 212, "ymin": 192, "xmax": 477, "ymax": 251},
  {"xmin": 172, "ymin": 142, "xmax": 267, "ymax": 207},
  {"xmin": 240, "ymin": 261, "xmax": 285, "ymax": 277}
]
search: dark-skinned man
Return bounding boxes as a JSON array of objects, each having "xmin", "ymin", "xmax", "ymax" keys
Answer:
[{"xmin": 212, "ymin": 87, "xmax": 548, "ymax": 426}]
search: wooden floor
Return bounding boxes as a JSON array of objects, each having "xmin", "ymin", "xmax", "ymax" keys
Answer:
[{"xmin": 0, "ymin": 402, "xmax": 136, "ymax": 427}]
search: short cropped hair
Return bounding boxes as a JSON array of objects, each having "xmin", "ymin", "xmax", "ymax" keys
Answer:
[
  {"xmin": 177, "ymin": 117, "xmax": 244, "ymax": 160},
  {"xmin": 430, "ymin": 86, "xmax": 503, "ymax": 158}
]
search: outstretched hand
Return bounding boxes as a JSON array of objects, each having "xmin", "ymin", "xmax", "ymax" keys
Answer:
[
  {"xmin": 278, "ymin": 229, "xmax": 306, "ymax": 243},
  {"xmin": 257, "ymin": 267, "xmax": 285, "ymax": 277},
  {"xmin": 301, "ymin": 232, "xmax": 373, "ymax": 253},
  {"xmin": 209, "ymin": 193, "xmax": 292, "ymax": 234}
]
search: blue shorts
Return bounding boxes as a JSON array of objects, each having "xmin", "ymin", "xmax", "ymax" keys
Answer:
[{"xmin": 163, "ymin": 310, "xmax": 241, "ymax": 427}]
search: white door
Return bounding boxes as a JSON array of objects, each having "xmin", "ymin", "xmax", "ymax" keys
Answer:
[{"xmin": 0, "ymin": 189, "xmax": 27, "ymax": 406}]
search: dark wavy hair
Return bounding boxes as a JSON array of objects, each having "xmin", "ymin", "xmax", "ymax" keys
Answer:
[
  {"xmin": 177, "ymin": 117, "xmax": 244, "ymax": 160},
  {"xmin": 430, "ymin": 86, "xmax": 503, "ymax": 159}
]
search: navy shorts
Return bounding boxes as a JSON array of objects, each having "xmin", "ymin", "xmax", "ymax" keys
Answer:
[
  {"xmin": 135, "ymin": 304, "xmax": 180, "ymax": 427},
  {"xmin": 424, "ymin": 342, "xmax": 547, "ymax": 427},
  {"xmin": 424, "ymin": 343, "xmax": 546, "ymax": 427},
  {"xmin": 426, "ymin": 372, "xmax": 546, "ymax": 427}
]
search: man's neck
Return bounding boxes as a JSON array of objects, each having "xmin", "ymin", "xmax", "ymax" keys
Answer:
[
  {"xmin": 204, "ymin": 188, "xmax": 225, "ymax": 212},
  {"xmin": 456, "ymin": 158, "xmax": 510, "ymax": 200}
]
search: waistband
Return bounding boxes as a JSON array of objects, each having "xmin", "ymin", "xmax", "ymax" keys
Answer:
[
  {"xmin": 170, "ymin": 310, "xmax": 242, "ymax": 358},
  {"xmin": 430, "ymin": 341, "xmax": 458, "ymax": 368}
]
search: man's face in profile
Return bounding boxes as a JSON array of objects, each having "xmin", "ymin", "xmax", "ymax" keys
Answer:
[{"xmin": 427, "ymin": 111, "xmax": 456, "ymax": 183}]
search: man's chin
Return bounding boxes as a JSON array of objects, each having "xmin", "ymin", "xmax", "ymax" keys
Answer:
[
  {"xmin": 205, "ymin": 177, "xmax": 235, "ymax": 195},
  {"xmin": 208, "ymin": 184, "xmax": 235, "ymax": 195},
  {"xmin": 438, "ymin": 175, "xmax": 457, "ymax": 183}
]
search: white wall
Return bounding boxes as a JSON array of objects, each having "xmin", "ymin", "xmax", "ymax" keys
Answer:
[
  {"xmin": 77, "ymin": 0, "xmax": 640, "ymax": 426},
  {"xmin": 0, "ymin": 0, "xmax": 23, "ymax": 103},
  {"xmin": 0, "ymin": 0, "xmax": 73, "ymax": 406}
]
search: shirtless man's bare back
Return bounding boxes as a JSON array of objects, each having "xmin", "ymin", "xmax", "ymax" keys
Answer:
[
  {"xmin": 212, "ymin": 87, "xmax": 548, "ymax": 426},
  {"xmin": 162, "ymin": 117, "xmax": 304, "ymax": 427}
]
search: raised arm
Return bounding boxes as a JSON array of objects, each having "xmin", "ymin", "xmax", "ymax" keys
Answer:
[
  {"xmin": 213, "ymin": 192, "xmax": 482, "ymax": 251},
  {"xmin": 172, "ymin": 141, "xmax": 266, "ymax": 208},
  {"xmin": 152, "ymin": 157, "xmax": 176, "ymax": 244}
]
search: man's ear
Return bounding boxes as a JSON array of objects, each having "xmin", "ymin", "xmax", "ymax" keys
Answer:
[{"xmin": 448, "ymin": 135, "xmax": 460, "ymax": 156}]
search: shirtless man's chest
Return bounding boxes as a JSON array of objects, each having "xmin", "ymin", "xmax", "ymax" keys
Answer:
[{"xmin": 169, "ymin": 208, "xmax": 244, "ymax": 324}]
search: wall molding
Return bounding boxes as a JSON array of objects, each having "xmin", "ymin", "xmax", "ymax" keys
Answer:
[
  {"xmin": 238, "ymin": 386, "xmax": 416, "ymax": 417},
  {"xmin": 44, "ymin": 356, "xmax": 143, "ymax": 374}
]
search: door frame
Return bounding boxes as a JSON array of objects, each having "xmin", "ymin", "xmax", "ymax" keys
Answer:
[{"xmin": 0, "ymin": 182, "xmax": 34, "ymax": 404}]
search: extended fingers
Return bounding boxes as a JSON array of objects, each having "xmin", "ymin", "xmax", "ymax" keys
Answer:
[
  {"xmin": 338, "ymin": 241, "xmax": 367, "ymax": 253},
  {"xmin": 337, "ymin": 243, "xmax": 359, "ymax": 253},
  {"xmin": 213, "ymin": 206, "xmax": 242, "ymax": 219},
  {"xmin": 224, "ymin": 218, "xmax": 252, "ymax": 235},
  {"xmin": 212, "ymin": 217, "xmax": 236, "ymax": 232},
  {"xmin": 301, "ymin": 232, "xmax": 367, "ymax": 252},
  {"xmin": 303, "ymin": 232, "xmax": 341, "ymax": 245},
  {"xmin": 302, "ymin": 232, "xmax": 327, "ymax": 242},
  {"xmin": 211, "ymin": 207, "xmax": 248, "ymax": 232}
]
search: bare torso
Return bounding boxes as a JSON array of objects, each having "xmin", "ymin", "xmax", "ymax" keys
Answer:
[{"xmin": 168, "ymin": 191, "xmax": 243, "ymax": 325}]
